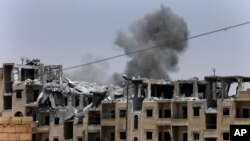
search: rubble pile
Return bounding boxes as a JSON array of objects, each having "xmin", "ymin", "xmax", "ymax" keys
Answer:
[{"xmin": 37, "ymin": 76, "xmax": 124, "ymax": 121}]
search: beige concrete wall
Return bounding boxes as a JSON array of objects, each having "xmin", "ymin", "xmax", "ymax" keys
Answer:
[
  {"xmin": 0, "ymin": 116, "xmax": 32, "ymax": 141},
  {"xmin": 0, "ymin": 80, "xmax": 4, "ymax": 112}
]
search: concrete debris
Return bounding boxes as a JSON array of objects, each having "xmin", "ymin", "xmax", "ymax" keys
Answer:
[
  {"xmin": 75, "ymin": 103, "xmax": 93, "ymax": 117},
  {"xmin": 24, "ymin": 58, "xmax": 41, "ymax": 66},
  {"xmin": 206, "ymin": 107, "xmax": 217, "ymax": 113},
  {"xmin": 37, "ymin": 75, "xmax": 124, "ymax": 120},
  {"xmin": 16, "ymin": 79, "xmax": 42, "ymax": 85},
  {"xmin": 70, "ymin": 81, "xmax": 108, "ymax": 94}
]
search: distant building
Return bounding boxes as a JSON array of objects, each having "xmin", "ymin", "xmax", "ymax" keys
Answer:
[{"xmin": 1, "ymin": 60, "xmax": 250, "ymax": 141}]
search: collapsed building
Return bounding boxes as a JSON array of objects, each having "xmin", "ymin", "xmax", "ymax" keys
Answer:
[{"xmin": 0, "ymin": 60, "xmax": 250, "ymax": 141}]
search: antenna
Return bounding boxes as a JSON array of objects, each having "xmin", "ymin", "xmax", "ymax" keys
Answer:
[{"xmin": 212, "ymin": 68, "xmax": 216, "ymax": 76}]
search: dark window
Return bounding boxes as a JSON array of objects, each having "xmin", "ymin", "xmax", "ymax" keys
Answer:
[
  {"xmin": 159, "ymin": 132, "xmax": 162, "ymax": 140},
  {"xmin": 236, "ymin": 108, "xmax": 240, "ymax": 118},
  {"xmin": 64, "ymin": 122, "xmax": 73, "ymax": 139},
  {"xmin": 120, "ymin": 110, "xmax": 126, "ymax": 117},
  {"xmin": 120, "ymin": 132, "xmax": 126, "ymax": 139},
  {"xmin": 64, "ymin": 98, "xmax": 68, "ymax": 106},
  {"xmin": 14, "ymin": 111, "xmax": 23, "ymax": 117},
  {"xmin": 88, "ymin": 97, "xmax": 93, "ymax": 104},
  {"xmin": 33, "ymin": 90, "xmax": 39, "ymax": 102},
  {"xmin": 182, "ymin": 107, "xmax": 187, "ymax": 118},
  {"xmin": 223, "ymin": 108, "xmax": 230, "ymax": 116},
  {"xmin": 54, "ymin": 138, "xmax": 59, "ymax": 141},
  {"xmin": 243, "ymin": 108, "xmax": 249, "ymax": 118},
  {"xmin": 159, "ymin": 132, "xmax": 171, "ymax": 141},
  {"xmin": 75, "ymin": 95, "xmax": 79, "ymax": 107},
  {"xmin": 206, "ymin": 114, "xmax": 217, "ymax": 129},
  {"xmin": 111, "ymin": 132, "xmax": 115, "ymax": 141},
  {"xmin": 159, "ymin": 109, "xmax": 171, "ymax": 118},
  {"xmin": 165, "ymin": 132, "xmax": 171, "ymax": 140},
  {"xmin": 147, "ymin": 109, "xmax": 153, "ymax": 117},
  {"xmin": 3, "ymin": 96, "xmax": 12, "ymax": 110},
  {"xmin": 45, "ymin": 138, "xmax": 49, "ymax": 141},
  {"xmin": 134, "ymin": 115, "xmax": 138, "ymax": 129},
  {"xmin": 223, "ymin": 132, "xmax": 229, "ymax": 140},
  {"xmin": 134, "ymin": 137, "xmax": 138, "ymax": 141},
  {"xmin": 159, "ymin": 109, "xmax": 162, "ymax": 118},
  {"xmin": 78, "ymin": 138, "xmax": 83, "ymax": 141},
  {"xmin": 205, "ymin": 138, "xmax": 216, "ymax": 141},
  {"xmin": 165, "ymin": 109, "xmax": 171, "ymax": 118},
  {"xmin": 183, "ymin": 133, "xmax": 187, "ymax": 141},
  {"xmin": 21, "ymin": 69, "xmax": 35, "ymax": 81},
  {"xmin": 45, "ymin": 116, "xmax": 50, "ymax": 125},
  {"xmin": 193, "ymin": 107, "xmax": 200, "ymax": 116},
  {"xmin": 146, "ymin": 132, "xmax": 152, "ymax": 139},
  {"xmin": 32, "ymin": 133, "xmax": 36, "ymax": 141},
  {"xmin": 4, "ymin": 65, "xmax": 13, "ymax": 93},
  {"xmin": 102, "ymin": 103, "xmax": 116, "ymax": 119},
  {"xmin": 16, "ymin": 90, "xmax": 22, "ymax": 99},
  {"xmin": 26, "ymin": 108, "xmax": 36, "ymax": 121},
  {"xmin": 111, "ymin": 110, "xmax": 115, "ymax": 118},
  {"xmin": 89, "ymin": 111, "xmax": 101, "ymax": 125},
  {"xmin": 55, "ymin": 117, "xmax": 60, "ymax": 125},
  {"xmin": 193, "ymin": 132, "xmax": 199, "ymax": 140},
  {"xmin": 180, "ymin": 83, "xmax": 193, "ymax": 97}
]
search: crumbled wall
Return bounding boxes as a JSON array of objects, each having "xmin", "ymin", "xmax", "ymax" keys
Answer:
[{"xmin": 0, "ymin": 117, "xmax": 32, "ymax": 141}]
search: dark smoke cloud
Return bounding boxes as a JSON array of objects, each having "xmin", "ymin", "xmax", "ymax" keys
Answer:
[{"xmin": 114, "ymin": 5, "xmax": 189, "ymax": 80}]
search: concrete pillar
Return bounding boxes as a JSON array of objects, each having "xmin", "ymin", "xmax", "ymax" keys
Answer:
[
  {"xmin": 174, "ymin": 82, "xmax": 179, "ymax": 97},
  {"xmin": 138, "ymin": 84, "xmax": 142, "ymax": 97},
  {"xmin": 171, "ymin": 102, "xmax": 174, "ymax": 118},
  {"xmin": 59, "ymin": 65, "xmax": 63, "ymax": 85},
  {"xmin": 154, "ymin": 86, "xmax": 157, "ymax": 97},
  {"xmin": 134, "ymin": 84, "xmax": 138, "ymax": 98},
  {"xmin": 221, "ymin": 80, "xmax": 226, "ymax": 98},
  {"xmin": 50, "ymin": 113, "xmax": 55, "ymax": 125},
  {"xmin": 238, "ymin": 78, "xmax": 243, "ymax": 94},
  {"xmin": 212, "ymin": 82, "xmax": 217, "ymax": 100},
  {"xmin": 68, "ymin": 95, "xmax": 73, "ymax": 107},
  {"xmin": 193, "ymin": 81, "xmax": 198, "ymax": 97},
  {"xmin": 18, "ymin": 67, "xmax": 21, "ymax": 81},
  {"xmin": 206, "ymin": 82, "xmax": 212, "ymax": 108},
  {"xmin": 79, "ymin": 94, "xmax": 83, "ymax": 109},
  {"xmin": 147, "ymin": 83, "xmax": 151, "ymax": 98}
]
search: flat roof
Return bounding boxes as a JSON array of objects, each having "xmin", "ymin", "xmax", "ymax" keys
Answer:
[{"xmin": 205, "ymin": 75, "xmax": 250, "ymax": 82}]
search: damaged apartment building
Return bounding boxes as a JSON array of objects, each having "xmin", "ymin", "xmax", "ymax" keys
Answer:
[{"xmin": 1, "ymin": 60, "xmax": 250, "ymax": 141}]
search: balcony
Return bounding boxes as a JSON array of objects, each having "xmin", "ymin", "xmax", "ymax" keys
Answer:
[
  {"xmin": 204, "ymin": 129, "xmax": 217, "ymax": 138},
  {"xmin": 101, "ymin": 119, "xmax": 116, "ymax": 126},
  {"xmin": 25, "ymin": 102, "xmax": 38, "ymax": 107},
  {"xmin": 36, "ymin": 125, "xmax": 49, "ymax": 133},
  {"xmin": 88, "ymin": 125, "xmax": 101, "ymax": 132},
  {"xmin": 233, "ymin": 117, "xmax": 250, "ymax": 124},
  {"xmin": 171, "ymin": 116, "xmax": 188, "ymax": 126},
  {"xmin": 156, "ymin": 118, "xmax": 171, "ymax": 125}
]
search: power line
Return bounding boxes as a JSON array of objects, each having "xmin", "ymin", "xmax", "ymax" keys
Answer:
[
  {"xmin": 63, "ymin": 21, "xmax": 250, "ymax": 71},
  {"xmin": 0, "ymin": 22, "xmax": 249, "ymax": 85}
]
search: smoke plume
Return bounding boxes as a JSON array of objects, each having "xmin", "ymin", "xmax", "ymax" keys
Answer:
[
  {"xmin": 114, "ymin": 6, "xmax": 189, "ymax": 80},
  {"xmin": 67, "ymin": 54, "xmax": 110, "ymax": 84}
]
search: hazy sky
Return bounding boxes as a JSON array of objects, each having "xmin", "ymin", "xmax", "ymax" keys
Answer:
[{"xmin": 0, "ymin": 0, "xmax": 250, "ymax": 81}]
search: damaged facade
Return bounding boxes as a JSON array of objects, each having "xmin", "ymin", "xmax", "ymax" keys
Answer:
[{"xmin": 1, "ymin": 60, "xmax": 250, "ymax": 141}]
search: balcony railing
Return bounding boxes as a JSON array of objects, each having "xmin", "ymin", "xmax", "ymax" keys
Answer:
[
  {"xmin": 89, "ymin": 118, "xmax": 101, "ymax": 125},
  {"xmin": 102, "ymin": 113, "xmax": 115, "ymax": 119},
  {"xmin": 206, "ymin": 124, "xmax": 217, "ymax": 129},
  {"xmin": 172, "ymin": 115, "xmax": 187, "ymax": 119}
]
